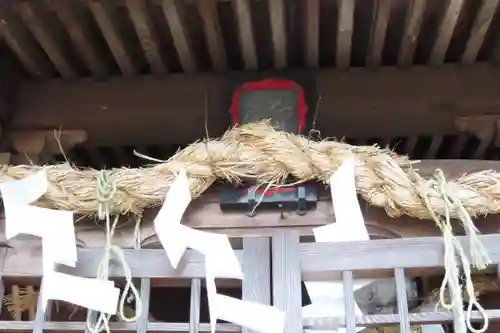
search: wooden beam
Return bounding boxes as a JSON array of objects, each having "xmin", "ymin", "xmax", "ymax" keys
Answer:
[
  {"xmin": 268, "ymin": 0, "xmax": 287, "ymax": 68},
  {"xmin": 398, "ymin": 0, "xmax": 426, "ymax": 68},
  {"xmin": 53, "ymin": 0, "xmax": 108, "ymax": 77},
  {"xmin": 300, "ymin": 233, "xmax": 500, "ymax": 280},
  {"xmin": 13, "ymin": 66, "xmax": 500, "ymax": 145},
  {"xmin": 429, "ymin": 0, "xmax": 466, "ymax": 66},
  {"xmin": 2, "ymin": 247, "xmax": 243, "ymax": 278},
  {"xmin": 16, "ymin": 2, "xmax": 76, "ymax": 78},
  {"xmin": 0, "ymin": 321, "xmax": 239, "ymax": 332},
  {"xmin": 126, "ymin": 0, "xmax": 168, "ymax": 74},
  {"xmin": 198, "ymin": 0, "xmax": 227, "ymax": 71},
  {"xmin": 461, "ymin": 0, "xmax": 500, "ymax": 65},
  {"xmin": 366, "ymin": 0, "xmax": 391, "ymax": 69},
  {"xmin": 233, "ymin": 0, "xmax": 258, "ymax": 69},
  {"xmin": 304, "ymin": 0, "xmax": 319, "ymax": 67},
  {"xmin": 162, "ymin": 0, "xmax": 197, "ymax": 73},
  {"xmin": 86, "ymin": 0, "xmax": 136, "ymax": 76},
  {"xmin": 336, "ymin": 0, "xmax": 355, "ymax": 70}
]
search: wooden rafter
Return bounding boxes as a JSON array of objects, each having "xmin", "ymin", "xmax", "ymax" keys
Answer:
[
  {"xmin": 53, "ymin": 0, "xmax": 108, "ymax": 77},
  {"xmin": 233, "ymin": 0, "xmax": 258, "ymax": 70},
  {"xmin": 398, "ymin": 0, "xmax": 426, "ymax": 69},
  {"xmin": 0, "ymin": 12, "xmax": 49, "ymax": 78},
  {"xmin": 126, "ymin": 0, "xmax": 168, "ymax": 74},
  {"xmin": 336, "ymin": 0, "xmax": 355, "ymax": 70},
  {"xmin": 268, "ymin": 0, "xmax": 287, "ymax": 68},
  {"xmin": 429, "ymin": 0, "xmax": 466, "ymax": 66},
  {"xmin": 16, "ymin": 1, "xmax": 75, "ymax": 78},
  {"xmin": 461, "ymin": 0, "xmax": 500, "ymax": 65},
  {"xmin": 198, "ymin": 0, "xmax": 227, "ymax": 71},
  {"xmin": 304, "ymin": 0, "xmax": 319, "ymax": 67},
  {"xmin": 87, "ymin": 0, "xmax": 136, "ymax": 76},
  {"xmin": 162, "ymin": 0, "xmax": 197, "ymax": 73},
  {"xmin": 366, "ymin": 0, "xmax": 391, "ymax": 69}
]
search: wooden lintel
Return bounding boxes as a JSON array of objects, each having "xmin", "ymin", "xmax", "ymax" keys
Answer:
[{"xmin": 13, "ymin": 65, "xmax": 500, "ymax": 146}]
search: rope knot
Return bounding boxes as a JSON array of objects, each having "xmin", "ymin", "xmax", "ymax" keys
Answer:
[{"xmin": 96, "ymin": 170, "xmax": 117, "ymax": 220}]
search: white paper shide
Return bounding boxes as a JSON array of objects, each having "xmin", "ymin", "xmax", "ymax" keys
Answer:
[
  {"xmin": 303, "ymin": 157, "xmax": 374, "ymax": 333},
  {"xmin": 154, "ymin": 170, "xmax": 285, "ymax": 333},
  {"xmin": 0, "ymin": 170, "xmax": 120, "ymax": 314}
]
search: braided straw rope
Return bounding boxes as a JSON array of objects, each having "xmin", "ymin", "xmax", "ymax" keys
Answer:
[{"xmin": 2, "ymin": 121, "xmax": 499, "ymax": 219}]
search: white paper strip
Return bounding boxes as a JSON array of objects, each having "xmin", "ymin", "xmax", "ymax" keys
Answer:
[
  {"xmin": 0, "ymin": 170, "xmax": 77, "ymax": 266},
  {"xmin": 0, "ymin": 170, "xmax": 120, "ymax": 315},
  {"xmin": 304, "ymin": 157, "xmax": 374, "ymax": 333},
  {"xmin": 43, "ymin": 270, "xmax": 120, "ymax": 314},
  {"xmin": 154, "ymin": 170, "xmax": 285, "ymax": 333}
]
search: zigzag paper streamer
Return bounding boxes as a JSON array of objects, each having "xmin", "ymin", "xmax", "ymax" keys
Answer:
[
  {"xmin": 0, "ymin": 170, "xmax": 120, "ymax": 314},
  {"xmin": 154, "ymin": 170, "xmax": 285, "ymax": 333}
]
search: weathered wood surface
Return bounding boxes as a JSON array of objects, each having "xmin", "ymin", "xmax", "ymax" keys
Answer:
[
  {"xmin": 13, "ymin": 66, "xmax": 500, "ymax": 146},
  {"xmin": 272, "ymin": 231, "xmax": 500, "ymax": 332},
  {"xmin": 3, "ymin": 234, "xmax": 500, "ymax": 281}
]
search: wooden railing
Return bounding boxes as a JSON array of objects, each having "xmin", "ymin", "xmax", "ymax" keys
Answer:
[
  {"xmin": 272, "ymin": 232, "xmax": 500, "ymax": 333},
  {"xmin": 0, "ymin": 238, "xmax": 272, "ymax": 333},
  {"xmin": 1, "ymin": 233, "xmax": 500, "ymax": 332}
]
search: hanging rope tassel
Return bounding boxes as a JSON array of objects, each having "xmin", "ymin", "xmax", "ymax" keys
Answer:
[
  {"xmin": 423, "ymin": 170, "xmax": 489, "ymax": 333},
  {"xmin": 86, "ymin": 170, "xmax": 142, "ymax": 333}
]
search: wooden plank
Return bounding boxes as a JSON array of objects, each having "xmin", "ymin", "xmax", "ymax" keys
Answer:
[
  {"xmin": 189, "ymin": 279, "xmax": 201, "ymax": 333},
  {"xmin": 303, "ymin": 310, "xmax": 500, "ymax": 329},
  {"xmin": 16, "ymin": 1, "xmax": 76, "ymax": 78},
  {"xmin": 398, "ymin": 0, "xmax": 426, "ymax": 68},
  {"xmin": 2, "ymin": 248, "xmax": 243, "ymax": 278},
  {"xmin": 162, "ymin": 0, "xmax": 197, "ymax": 73},
  {"xmin": 242, "ymin": 238, "xmax": 271, "ymax": 333},
  {"xmin": 366, "ymin": 0, "xmax": 391, "ymax": 69},
  {"xmin": 136, "ymin": 278, "xmax": 151, "ymax": 333},
  {"xmin": 341, "ymin": 270, "xmax": 356, "ymax": 333},
  {"xmin": 86, "ymin": 0, "xmax": 136, "ymax": 76},
  {"xmin": 336, "ymin": 0, "xmax": 355, "ymax": 70},
  {"xmin": 233, "ymin": 0, "xmax": 258, "ymax": 69},
  {"xmin": 268, "ymin": 0, "xmax": 287, "ymax": 68},
  {"xmin": 429, "ymin": 0, "xmax": 466, "ymax": 66},
  {"xmin": 53, "ymin": 0, "xmax": 108, "ymax": 77},
  {"xmin": 304, "ymin": 0, "xmax": 319, "ymax": 67},
  {"xmin": 198, "ymin": 0, "xmax": 227, "ymax": 71},
  {"xmin": 394, "ymin": 268, "xmax": 411, "ymax": 333},
  {"xmin": 299, "ymin": 234, "xmax": 500, "ymax": 279},
  {"xmin": 0, "ymin": 321, "xmax": 240, "ymax": 332},
  {"xmin": 461, "ymin": 0, "xmax": 500, "ymax": 65},
  {"xmin": 126, "ymin": 0, "xmax": 168, "ymax": 74},
  {"xmin": 272, "ymin": 231, "xmax": 302, "ymax": 333}
]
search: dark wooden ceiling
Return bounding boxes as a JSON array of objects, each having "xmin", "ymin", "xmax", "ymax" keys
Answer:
[{"xmin": 0, "ymin": 0, "xmax": 500, "ymax": 79}]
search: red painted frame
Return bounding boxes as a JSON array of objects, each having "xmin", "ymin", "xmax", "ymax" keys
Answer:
[{"xmin": 229, "ymin": 78, "xmax": 307, "ymax": 133}]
